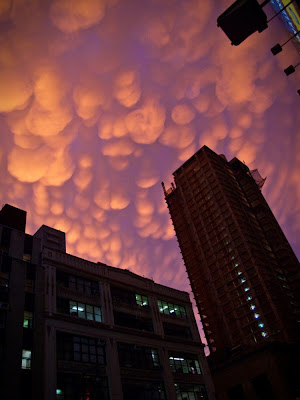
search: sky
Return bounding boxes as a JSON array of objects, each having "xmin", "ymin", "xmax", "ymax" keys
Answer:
[{"xmin": 0, "ymin": 0, "xmax": 300, "ymax": 342}]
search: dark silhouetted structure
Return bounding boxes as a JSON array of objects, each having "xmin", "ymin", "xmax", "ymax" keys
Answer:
[
  {"xmin": 163, "ymin": 146, "xmax": 300, "ymax": 399},
  {"xmin": 217, "ymin": 0, "xmax": 268, "ymax": 45},
  {"xmin": 0, "ymin": 204, "xmax": 215, "ymax": 400}
]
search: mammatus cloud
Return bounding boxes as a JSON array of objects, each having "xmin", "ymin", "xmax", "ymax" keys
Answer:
[{"xmin": 1, "ymin": 0, "xmax": 300, "ymax": 344}]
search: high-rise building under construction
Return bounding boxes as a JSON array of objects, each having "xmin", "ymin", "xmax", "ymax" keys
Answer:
[{"xmin": 163, "ymin": 145, "xmax": 299, "ymax": 361}]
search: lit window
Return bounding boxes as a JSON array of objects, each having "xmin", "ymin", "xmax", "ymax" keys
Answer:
[
  {"xmin": 69, "ymin": 300, "xmax": 102, "ymax": 322},
  {"xmin": 56, "ymin": 389, "xmax": 64, "ymax": 400},
  {"xmin": 57, "ymin": 297, "xmax": 102, "ymax": 322},
  {"xmin": 22, "ymin": 349, "xmax": 31, "ymax": 369},
  {"xmin": 135, "ymin": 294, "xmax": 149, "ymax": 307},
  {"xmin": 23, "ymin": 254, "xmax": 31, "ymax": 262},
  {"xmin": 157, "ymin": 300, "xmax": 186, "ymax": 318},
  {"xmin": 254, "ymin": 313, "xmax": 260, "ymax": 319},
  {"xmin": 174, "ymin": 383, "xmax": 207, "ymax": 399},
  {"xmin": 169, "ymin": 352, "xmax": 201, "ymax": 374},
  {"xmin": 23, "ymin": 311, "xmax": 33, "ymax": 328},
  {"xmin": 118, "ymin": 343, "xmax": 160, "ymax": 369},
  {"xmin": 151, "ymin": 349, "xmax": 160, "ymax": 367}
]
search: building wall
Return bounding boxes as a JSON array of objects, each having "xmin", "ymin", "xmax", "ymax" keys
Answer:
[
  {"xmin": 41, "ymin": 243, "xmax": 215, "ymax": 400},
  {"xmin": 164, "ymin": 146, "xmax": 299, "ymax": 361},
  {"xmin": 0, "ymin": 206, "xmax": 216, "ymax": 400}
]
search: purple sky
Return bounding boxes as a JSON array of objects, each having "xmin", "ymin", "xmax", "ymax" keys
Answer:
[{"xmin": 0, "ymin": 0, "xmax": 299, "ymax": 342}]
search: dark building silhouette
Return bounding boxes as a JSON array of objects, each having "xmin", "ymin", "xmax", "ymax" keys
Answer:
[
  {"xmin": 0, "ymin": 204, "xmax": 215, "ymax": 400},
  {"xmin": 163, "ymin": 145, "xmax": 300, "ymax": 399}
]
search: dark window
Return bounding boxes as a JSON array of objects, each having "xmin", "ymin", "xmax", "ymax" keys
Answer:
[
  {"xmin": 251, "ymin": 374, "xmax": 274, "ymax": 400},
  {"xmin": 56, "ymin": 297, "xmax": 102, "ymax": 322},
  {"xmin": 175, "ymin": 383, "xmax": 208, "ymax": 400},
  {"xmin": 169, "ymin": 352, "xmax": 201, "ymax": 374},
  {"xmin": 111, "ymin": 286, "xmax": 149, "ymax": 308},
  {"xmin": 57, "ymin": 333, "xmax": 106, "ymax": 365},
  {"xmin": 0, "ymin": 277, "xmax": 9, "ymax": 304},
  {"xmin": 24, "ymin": 293, "xmax": 34, "ymax": 312},
  {"xmin": 227, "ymin": 385, "xmax": 245, "ymax": 400},
  {"xmin": 26, "ymin": 263, "xmax": 36, "ymax": 281},
  {"xmin": 227, "ymin": 384, "xmax": 245, "ymax": 400},
  {"xmin": 122, "ymin": 380, "xmax": 166, "ymax": 400},
  {"xmin": 0, "ymin": 254, "xmax": 11, "ymax": 274},
  {"xmin": 21, "ymin": 370, "xmax": 32, "ymax": 400},
  {"xmin": 114, "ymin": 311, "xmax": 153, "ymax": 332},
  {"xmin": 23, "ymin": 235, "xmax": 33, "ymax": 262},
  {"xmin": 57, "ymin": 373, "xmax": 109, "ymax": 400},
  {"xmin": 118, "ymin": 342, "xmax": 160, "ymax": 370},
  {"xmin": 0, "ymin": 310, "xmax": 6, "ymax": 329},
  {"xmin": 163, "ymin": 322, "xmax": 192, "ymax": 339},
  {"xmin": 0, "ymin": 227, "xmax": 11, "ymax": 251},
  {"xmin": 56, "ymin": 270, "xmax": 99, "ymax": 295}
]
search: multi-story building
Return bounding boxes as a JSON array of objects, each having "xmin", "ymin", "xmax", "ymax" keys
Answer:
[
  {"xmin": 0, "ymin": 204, "xmax": 215, "ymax": 400},
  {"xmin": 163, "ymin": 145, "xmax": 300, "ymax": 399}
]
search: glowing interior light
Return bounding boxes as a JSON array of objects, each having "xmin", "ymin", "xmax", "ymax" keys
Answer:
[
  {"xmin": 238, "ymin": 271, "xmax": 242, "ymax": 275},
  {"xmin": 244, "ymin": 287, "xmax": 250, "ymax": 292},
  {"xmin": 254, "ymin": 313, "xmax": 260, "ymax": 319},
  {"xmin": 56, "ymin": 389, "xmax": 62, "ymax": 395},
  {"xmin": 170, "ymin": 357, "xmax": 185, "ymax": 361},
  {"xmin": 240, "ymin": 279, "xmax": 246, "ymax": 283},
  {"xmin": 258, "ymin": 323, "xmax": 264, "ymax": 328},
  {"xmin": 170, "ymin": 310, "xmax": 175, "ymax": 313},
  {"xmin": 234, "ymin": 263, "xmax": 239, "ymax": 267},
  {"xmin": 72, "ymin": 306, "xmax": 84, "ymax": 312},
  {"xmin": 142, "ymin": 302, "xmax": 147, "ymax": 306},
  {"xmin": 261, "ymin": 331, "xmax": 267, "ymax": 337},
  {"xmin": 247, "ymin": 296, "xmax": 252, "ymax": 301},
  {"xmin": 250, "ymin": 305, "xmax": 256, "ymax": 310}
]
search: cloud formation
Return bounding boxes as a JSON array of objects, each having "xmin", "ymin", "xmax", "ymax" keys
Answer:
[{"xmin": 1, "ymin": 0, "xmax": 300, "ymax": 343}]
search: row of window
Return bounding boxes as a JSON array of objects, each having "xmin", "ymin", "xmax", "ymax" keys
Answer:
[
  {"xmin": 57, "ymin": 271, "xmax": 187, "ymax": 319},
  {"xmin": 56, "ymin": 374, "xmax": 207, "ymax": 400},
  {"xmin": 56, "ymin": 332, "xmax": 201, "ymax": 374},
  {"xmin": 56, "ymin": 296, "xmax": 187, "ymax": 323}
]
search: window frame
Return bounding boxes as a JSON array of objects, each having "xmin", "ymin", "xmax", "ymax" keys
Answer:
[
  {"xmin": 169, "ymin": 352, "xmax": 201, "ymax": 375},
  {"xmin": 56, "ymin": 297, "xmax": 102, "ymax": 323},
  {"xmin": 157, "ymin": 300, "xmax": 187, "ymax": 318}
]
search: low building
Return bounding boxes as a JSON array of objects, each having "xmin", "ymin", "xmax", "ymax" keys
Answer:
[{"xmin": 0, "ymin": 204, "xmax": 215, "ymax": 400}]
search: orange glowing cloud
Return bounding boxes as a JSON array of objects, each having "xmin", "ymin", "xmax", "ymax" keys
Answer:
[
  {"xmin": 159, "ymin": 124, "xmax": 195, "ymax": 149},
  {"xmin": 171, "ymin": 104, "xmax": 195, "ymax": 125},
  {"xmin": 73, "ymin": 81, "xmax": 107, "ymax": 121},
  {"xmin": 8, "ymin": 146, "xmax": 54, "ymax": 183},
  {"xmin": 114, "ymin": 69, "xmax": 141, "ymax": 108},
  {"xmin": 50, "ymin": 0, "xmax": 107, "ymax": 33},
  {"xmin": 0, "ymin": 0, "xmax": 299, "ymax": 344},
  {"xmin": 102, "ymin": 139, "xmax": 136, "ymax": 157},
  {"xmin": 125, "ymin": 99, "xmax": 166, "ymax": 144},
  {"xmin": 0, "ymin": 69, "xmax": 32, "ymax": 113}
]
